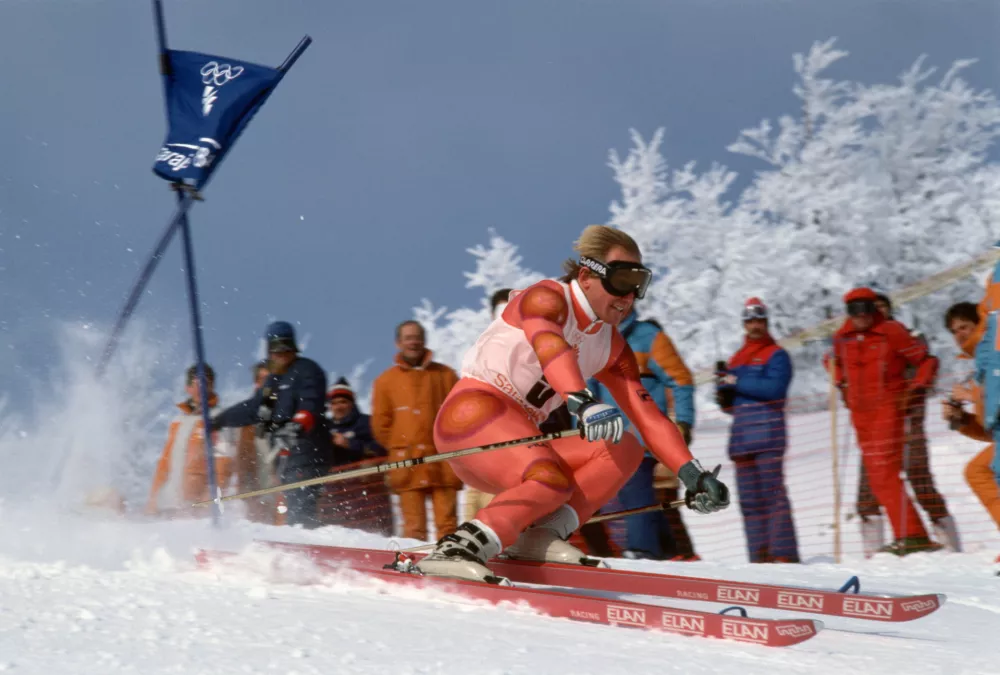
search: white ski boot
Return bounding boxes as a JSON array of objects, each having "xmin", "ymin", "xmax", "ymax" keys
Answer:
[
  {"xmin": 860, "ymin": 515, "xmax": 885, "ymax": 559},
  {"xmin": 414, "ymin": 520, "xmax": 506, "ymax": 583},
  {"xmin": 932, "ymin": 516, "xmax": 963, "ymax": 552},
  {"xmin": 503, "ymin": 505, "xmax": 604, "ymax": 567}
]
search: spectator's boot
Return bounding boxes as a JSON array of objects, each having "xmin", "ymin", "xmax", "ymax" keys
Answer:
[
  {"xmin": 860, "ymin": 515, "xmax": 885, "ymax": 559},
  {"xmin": 931, "ymin": 516, "xmax": 962, "ymax": 552},
  {"xmin": 414, "ymin": 520, "xmax": 505, "ymax": 583},
  {"xmin": 878, "ymin": 536, "xmax": 944, "ymax": 557},
  {"xmin": 502, "ymin": 505, "xmax": 605, "ymax": 567}
]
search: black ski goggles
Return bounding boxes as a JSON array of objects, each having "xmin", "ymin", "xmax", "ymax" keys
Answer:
[
  {"xmin": 846, "ymin": 299, "xmax": 877, "ymax": 317},
  {"xmin": 579, "ymin": 256, "xmax": 652, "ymax": 299}
]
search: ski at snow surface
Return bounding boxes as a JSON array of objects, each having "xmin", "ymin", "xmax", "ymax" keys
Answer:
[
  {"xmin": 196, "ymin": 540, "xmax": 945, "ymax": 645},
  {"xmin": 196, "ymin": 545, "xmax": 822, "ymax": 647}
]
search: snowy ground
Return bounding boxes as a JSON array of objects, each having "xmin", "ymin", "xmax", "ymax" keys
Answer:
[{"xmin": 0, "ymin": 504, "xmax": 996, "ymax": 675}]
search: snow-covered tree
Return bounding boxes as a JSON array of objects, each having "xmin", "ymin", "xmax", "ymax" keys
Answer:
[{"xmin": 405, "ymin": 38, "xmax": 1000, "ymax": 406}]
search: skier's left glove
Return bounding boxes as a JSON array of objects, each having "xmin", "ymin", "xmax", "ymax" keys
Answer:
[
  {"xmin": 566, "ymin": 389, "xmax": 625, "ymax": 444},
  {"xmin": 678, "ymin": 460, "xmax": 730, "ymax": 514}
]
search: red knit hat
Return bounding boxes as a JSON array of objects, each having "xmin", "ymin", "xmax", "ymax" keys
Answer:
[{"xmin": 742, "ymin": 297, "xmax": 768, "ymax": 321}]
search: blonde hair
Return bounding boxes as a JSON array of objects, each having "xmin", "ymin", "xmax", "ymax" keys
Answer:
[{"xmin": 560, "ymin": 225, "xmax": 641, "ymax": 282}]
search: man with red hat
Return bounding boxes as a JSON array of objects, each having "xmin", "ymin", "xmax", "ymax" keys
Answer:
[
  {"xmin": 829, "ymin": 288, "xmax": 941, "ymax": 555},
  {"xmin": 717, "ymin": 297, "xmax": 799, "ymax": 563}
]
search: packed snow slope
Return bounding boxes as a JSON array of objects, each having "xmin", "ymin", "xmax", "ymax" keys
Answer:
[{"xmin": 0, "ymin": 506, "xmax": 996, "ymax": 675}]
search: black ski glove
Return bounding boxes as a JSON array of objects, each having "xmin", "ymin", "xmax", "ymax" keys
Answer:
[{"xmin": 677, "ymin": 460, "xmax": 730, "ymax": 514}]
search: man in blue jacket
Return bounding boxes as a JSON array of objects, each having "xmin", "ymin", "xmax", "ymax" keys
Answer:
[
  {"xmin": 212, "ymin": 321, "xmax": 336, "ymax": 528},
  {"xmin": 589, "ymin": 310, "xmax": 697, "ymax": 560},
  {"xmin": 716, "ymin": 298, "xmax": 799, "ymax": 563}
]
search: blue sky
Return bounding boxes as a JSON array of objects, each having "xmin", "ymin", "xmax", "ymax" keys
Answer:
[{"xmin": 1, "ymin": 0, "xmax": 997, "ymax": 413}]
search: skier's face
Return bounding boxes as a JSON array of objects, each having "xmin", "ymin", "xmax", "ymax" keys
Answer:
[{"xmin": 579, "ymin": 245, "xmax": 640, "ymax": 326}]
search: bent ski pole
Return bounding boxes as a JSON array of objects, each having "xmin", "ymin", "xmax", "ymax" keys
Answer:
[
  {"xmin": 585, "ymin": 500, "xmax": 687, "ymax": 524},
  {"xmin": 192, "ymin": 427, "xmax": 580, "ymax": 507}
]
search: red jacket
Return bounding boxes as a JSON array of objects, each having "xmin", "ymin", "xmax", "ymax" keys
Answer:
[{"xmin": 829, "ymin": 314, "xmax": 937, "ymax": 410}]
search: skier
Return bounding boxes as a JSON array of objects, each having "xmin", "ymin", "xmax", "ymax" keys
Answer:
[{"xmin": 416, "ymin": 225, "xmax": 730, "ymax": 582}]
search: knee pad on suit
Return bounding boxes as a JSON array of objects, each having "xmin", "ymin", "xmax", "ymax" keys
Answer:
[{"xmin": 522, "ymin": 459, "xmax": 573, "ymax": 493}]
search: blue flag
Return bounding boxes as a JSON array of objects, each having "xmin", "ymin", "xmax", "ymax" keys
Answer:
[{"xmin": 153, "ymin": 50, "xmax": 283, "ymax": 188}]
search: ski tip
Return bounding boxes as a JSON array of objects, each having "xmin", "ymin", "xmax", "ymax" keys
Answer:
[
  {"xmin": 812, "ymin": 619, "xmax": 825, "ymax": 632},
  {"xmin": 935, "ymin": 593, "xmax": 948, "ymax": 606}
]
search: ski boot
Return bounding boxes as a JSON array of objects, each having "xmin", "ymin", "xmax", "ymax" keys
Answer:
[
  {"xmin": 414, "ymin": 520, "xmax": 508, "ymax": 584},
  {"xmin": 502, "ymin": 505, "xmax": 605, "ymax": 567},
  {"xmin": 878, "ymin": 536, "xmax": 944, "ymax": 557}
]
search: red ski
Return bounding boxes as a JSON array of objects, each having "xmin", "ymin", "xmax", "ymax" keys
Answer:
[
  {"xmin": 196, "ymin": 547, "xmax": 821, "ymax": 647},
  {"xmin": 233, "ymin": 541, "xmax": 945, "ymax": 623}
]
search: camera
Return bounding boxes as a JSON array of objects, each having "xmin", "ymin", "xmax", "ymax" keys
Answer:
[{"xmin": 715, "ymin": 361, "xmax": 736, "ymax": 410}]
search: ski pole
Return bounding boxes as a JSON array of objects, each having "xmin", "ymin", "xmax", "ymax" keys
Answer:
[
  {"xmin": 585, "ymin": 500, "xmax": 687, "ymax": 524},
  {"xmin": 192, "ymin": 427, "xmax": 581, "ymax": 507}
]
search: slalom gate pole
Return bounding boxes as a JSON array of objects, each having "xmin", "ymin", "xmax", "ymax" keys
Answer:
[
  {"xmin": 177, "ymin": 189, "xmax": 222, "ymax": 525},
  {"xmin": 192, "ymin": 428, "xmax": 581, "ymax": 507}
]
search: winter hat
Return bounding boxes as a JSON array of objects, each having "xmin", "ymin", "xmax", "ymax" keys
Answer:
[
  {"xmin": 265, "ymin": 320, "xmax": 298, "ymax": 353},
  {"xmin": 844, "ymin": 287, "xmax": 879, "ymax": 316},
  {"xmin": 742, "ymin": 297, "xmax": 768, "ymax": 321},
  {"xmin": 327, "ymin": 376, "xmax": 355, "ymax": 402}
]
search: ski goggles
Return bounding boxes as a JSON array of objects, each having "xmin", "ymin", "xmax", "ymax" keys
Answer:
[
  {"xmin": 579, "ymin": 256, "xmax": 652, "ymax": 299},
  {"xmin": 742, "ymin": 305, "xmax": 768, "ymax": 321},
  {"xmin": 846, "ymin": 299, "xmax": 877, "ymax": 317}
]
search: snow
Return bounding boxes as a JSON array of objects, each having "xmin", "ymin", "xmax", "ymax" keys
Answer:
[
  {"xmin": 0, "ymin": 316, "xmax": 998, "ymax": 673},
  {"xmin": 0, "ymin": 505, "xmax": 995, "ymax": 674}
]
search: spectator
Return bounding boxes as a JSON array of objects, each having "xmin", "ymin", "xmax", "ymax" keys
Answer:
[
  {"xmin": 588, "ymin": 311, "xmax": 697, "ymax": 560},
  {"xmin": 321, "ymin": 377, "xmax": 393, "ymax": 535},
  {"xmin": 371, "ymin": 320, "xmax": 462, "ymax": 541},
  {"xmin": 830, "ymin": 288, "xmax": 940, "ymax": 556},
  {"xmin": 236, "ymin": 360, "xmax": 283, "ymax": 524},
  {"xmin": 717, "ymin": 298, "xmax": 799, "ymax": 563},
  {"xmin": 327, "ymin": 377, "xmax": 386, "ymax": 464},
  {"xmin": 212, "ymin": 321, "xmax": 336, "ymax": 529},
  {"xmin": 461, "ymin": 289, "xmax": 510, "ymax": 523},
  {"xmin": 856, "ymin": 289, "xmax": 959, "ymax": 552},
  {"xmin": 146, "ymin": 364, "xmax": 234, "ymax": 517},
  {"xmin": 941, "ymin": 302, "xmax": 1000, "ymax": 534}
]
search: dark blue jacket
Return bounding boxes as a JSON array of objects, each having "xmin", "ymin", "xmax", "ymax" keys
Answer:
[
  {"xmin": 718, "ymin": 338, "xmax": 792, "ymax": 457},
  {"xmin": 328, "ymin": 408, "xmax": 386, "ymax": 466},
  {"xmin": 214, "ymin": 356, "xmax": 336, "ymax": 473}
]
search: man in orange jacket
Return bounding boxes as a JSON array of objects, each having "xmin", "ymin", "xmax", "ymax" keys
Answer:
[
  {"xmin": 371, "ymin": 320, "xmax": 462, "ymax": 541},
  {"xmin": 830, "ymin": 288, "xmax": 940, "ymax": 555},
  {"xmin": 147, "ymin": 364, "xmax": 233, "ymax": 517}
]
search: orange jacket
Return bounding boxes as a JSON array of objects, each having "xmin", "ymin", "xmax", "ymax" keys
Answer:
[
  {"xmin": 147, "ymin": 398, "xmax": 234, "ymax": 514},
  {"xmin": 830, "ymin": 313, "xmax": 937, "ymax": 410},
  {"xmin": 370, "ymin": 351, "xmax": 462, "ymax": 492}
]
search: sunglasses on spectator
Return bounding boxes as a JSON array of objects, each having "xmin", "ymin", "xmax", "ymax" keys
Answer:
[
  {"xmin": 579, "ymin": 256, "xmax": 652, "ymax": 299},
  {"xmin": 742, "ymin": 306, "xmax": 768, "ymax": 321},
  {"xmin": 846, "ymin": 299, "xmax": 877, "ymax": 317}
]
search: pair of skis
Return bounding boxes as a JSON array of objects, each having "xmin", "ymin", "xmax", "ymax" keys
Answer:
[{"xmin": 196, "ymin": 541, "xmax": 945, "ymax": 648}]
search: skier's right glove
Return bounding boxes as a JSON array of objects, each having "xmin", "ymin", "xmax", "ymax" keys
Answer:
[
  {"xmin": 677, "ymin": 460, "xmax": 730, "ymax": 514},
  {"xmin": 566, "ymin": 389, "xmax": 625, "ymax": 444}
]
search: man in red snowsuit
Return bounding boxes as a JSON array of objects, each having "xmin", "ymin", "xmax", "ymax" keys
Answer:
[{"xmin": 830, "ymin": 288, "xmax": 940, "ymax": 555}]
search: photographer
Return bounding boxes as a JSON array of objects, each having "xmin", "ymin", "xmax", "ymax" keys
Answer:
[
  {"xmin": 212, "ymin": 321, "xmax": 335, "ymax": 528},
  {"xmin": 716, "ymin": 298, "xmax": 799, "ymax": 563}
]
